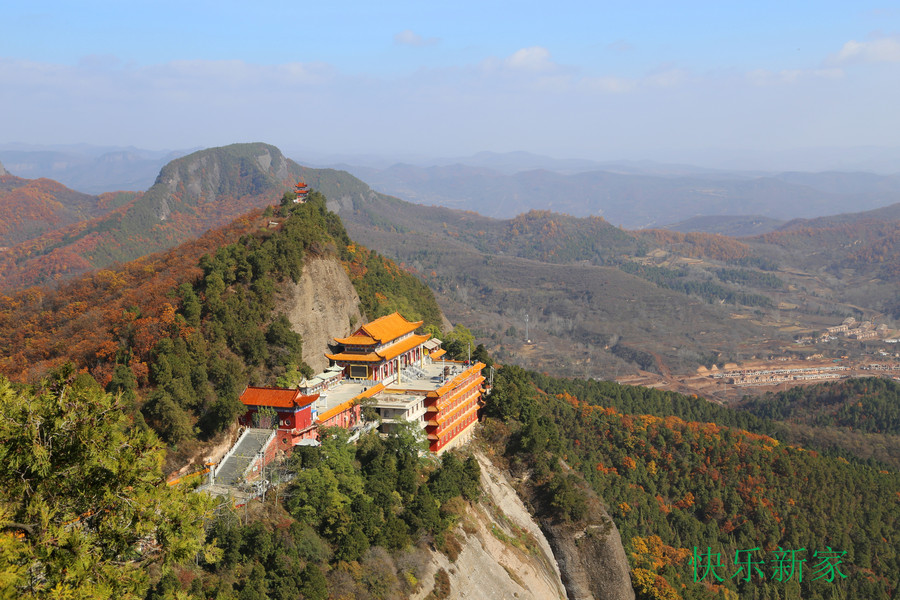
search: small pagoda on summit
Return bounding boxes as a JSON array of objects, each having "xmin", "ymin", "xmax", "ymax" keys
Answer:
[{"xmin": 293, "ymin": 178, "xmax": 310, "ymax": 203}]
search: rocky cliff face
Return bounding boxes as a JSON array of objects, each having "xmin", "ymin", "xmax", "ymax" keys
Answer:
[
  {"xmin": 0, "ymin": 161, "xmax": 8, "ymax": 176},
  {"xmin": 278, "ymin": 256, "xmax": 364, "ymax": 373},
  {"xmin": 411, "ymin": 449, "xmax": 637, "ymax": 600},
  {"xmin": 150, "ymin": 143, "xmax": 293, "ymax": 221},
  {"xmin": 537, "ymin": 464, "xmax": 635, "ymax": 600},
  {"xmin": 412, "ymin": 451, "xmax": 568, "ymax": 600},
  {"xmin": 541, "ymin": 515, "xmax": 635, "ymax": 600}
]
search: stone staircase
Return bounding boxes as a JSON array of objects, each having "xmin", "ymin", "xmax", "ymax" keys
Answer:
[{"xmin": 213, "ymin": 428, "xmax": 273, "ymax": 486}]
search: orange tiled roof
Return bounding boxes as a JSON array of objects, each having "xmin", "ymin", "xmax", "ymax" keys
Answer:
[
  {"xmin": 378, "ymin": 334, "xmax": 430, "ymax": 361},
  {"xmin": 240, "ymin": 386, "xmax": 319, "ymax": 409},
  {"xmin": 332, "ymin": 313, "xmax": 422, "ymax": 346},
  {"xmin": 334, "ymin": 333, "xmax": 379, "ymax": 346},
  {"xmin": 326, "ymin": 334, "xmax": 431, "ymax": 364},
  {"xmin": 325, "ymin": 350, "xmax": 382, "ymax": 363},
  {"xmin": 334, "ymin": 312, "xmax": 424, "ymax": 345}
]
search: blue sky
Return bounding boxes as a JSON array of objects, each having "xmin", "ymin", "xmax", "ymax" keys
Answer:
[{"xmin": 2, "ymin": 1, "xmax": 899, "ymax": 168}]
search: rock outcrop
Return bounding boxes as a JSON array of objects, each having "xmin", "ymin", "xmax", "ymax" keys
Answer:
[
  {"xmin": 412, "ymin": 451, "xmax": 567, "ymax": 600},
  {"xmin": 0, "ymin": 161, "xmax": 8, "ymax": 176},
  {"xmin": 541, "ymin": 516, "xmax": 635, "ymax": 600},
  {"xmin": 279, "ymin": 256, "xmax": 364, "ymax": 373},
  {"xmin": 538, "ymin": 465, "xmax": 635, "ymax": 600}
]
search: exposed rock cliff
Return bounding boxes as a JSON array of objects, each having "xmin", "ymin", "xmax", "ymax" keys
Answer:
[
  {"xmin": 541, "ymin": 515, "xmax": 635, "ymax": 600},
  {"xmin": 0, "ymin": 161, "xmax": 8, "ymax": 176},
  {"xmin": 278, "ymin": 255, "xmax": 364, "ymax": 373},
  {"xmin": 150, "ymin": 143, "xmax": 293, "ymax": 220},
  {"xmin": 412, "ymin": 451, "xmax": 567, "ymax": 600},
  {"xmin": 466, "ymin": 452, "xmax": 635, "ymax": 600},
  {"xmin": 537, "ymin": 465, "xmax": 635, "ymax": 600}
]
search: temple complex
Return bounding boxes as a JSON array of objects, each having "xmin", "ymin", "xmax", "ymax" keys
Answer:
[{"xmin": 235, "ymin": 312, "xmax": 486, "ymax": 455}]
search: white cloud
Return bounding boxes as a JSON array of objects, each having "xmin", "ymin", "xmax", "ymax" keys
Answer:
[
  {"xmin": 505, "ymin": 46, "xmax": 555, "ymax": 71},
  {"xmin": 645, "ymin": 67, "xmax": 689, "ymax": 88},
  {"xmin": 1, "ymin": 45, "xmax": 897, "ymax": 161},
  {"xmin": 830, "ymin": 36, "xmax": 900, "ymax": 64},
  {"xmin": 393, "ymin": 29, "xmax": 439, "ymax": 47},
  {"xmin": 747, "ymin": 67, "xmax": 843, "ymax": 86}
]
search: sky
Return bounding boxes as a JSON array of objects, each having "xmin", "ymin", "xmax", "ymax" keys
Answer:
[{"xmin": 2, "ymin": 1, "xmax": 899, "ymax": 169}]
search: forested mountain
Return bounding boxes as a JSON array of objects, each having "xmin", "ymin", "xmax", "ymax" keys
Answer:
[
  {"xmin": 0, "ymin": 174, "xmax": 136, "ymax": 247},
  {"xmin": 0, "ymin": 191, "xmax": 440, "ymax": 464},
  {"xmin": 8, "ymin": 143, "xmax": 900, "ymax": 372},
  {"xmin": 484, "ymin": 366, "xmax": 899, "ymax": 600},
  {"xmin": 0, "ymin": 143, "xmax": 305, "ymax": 289},
  {"xmin": 0, "ymin": 185, "xmax": 599, "ymax": 600}
]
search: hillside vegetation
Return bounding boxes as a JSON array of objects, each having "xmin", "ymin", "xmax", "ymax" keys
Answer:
[
  {"xmin": 7, "ymin": 143, "xmax": 900, "ymax": 382},
  {"xmin": 484, "ymin": 366, "xmax": 899, "ymax": 600},
  {"xmin": 0, "ymin": 174, "xmax": 136, "ymax": 247},
  {"xmin": 329, "ymin": 178, "xmax": 900, "ymax": 380},
  {"xmin": 740, "ymin": 377, "xmax": 900, "ymax": 435},
  {"xmin": 0, "ymin": 190, "xmax": 440, "ymax": 457}
]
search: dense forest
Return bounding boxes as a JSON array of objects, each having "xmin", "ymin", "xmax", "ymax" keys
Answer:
[
  {"xmin": 483, "ymin": 366, "xmax": 899, "ymax": 600},
  {"xmin": 149, "ymin": 426, "xmax": 480, "ymax": 600},
  {"xmin": 740, "ymin": 377, "xmax": 900, "ymax": 436},
  {"xmin": 0, "ymin": 372, "xmax": 481, "ymax": 600}
]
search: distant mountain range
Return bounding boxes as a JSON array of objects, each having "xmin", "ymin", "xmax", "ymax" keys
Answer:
[
  {"xmin": 6, "ymin": 145, "xmax": 900, "ymax": 233},
  {"xmin": 342, "ymin": 162, "xmax": 900, "ymax": 230},
  {"xmin": 0, "ymin": 144, "xmax": 195, "ymax": 194}
]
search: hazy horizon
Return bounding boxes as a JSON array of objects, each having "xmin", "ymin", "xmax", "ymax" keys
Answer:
[
  {"xmin": 3, "ymin": 140, "xmax": 900, "ymax": 177},
  {"xmin": 2, "ymin": 1, "xmax": 899, "ymax": 173}
]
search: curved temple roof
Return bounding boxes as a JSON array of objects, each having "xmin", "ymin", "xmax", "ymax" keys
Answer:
[{"xmin": 333, "ymin": 313, "xmax": 424, "ymax": 346}]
